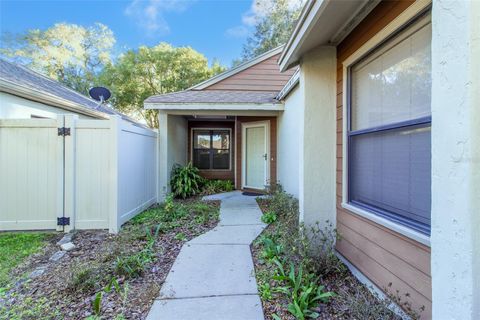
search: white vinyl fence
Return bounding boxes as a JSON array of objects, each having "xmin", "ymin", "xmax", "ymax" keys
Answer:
[{"xmin": 0, "ymin": 115, "xmax": 157, "ymax": 233}]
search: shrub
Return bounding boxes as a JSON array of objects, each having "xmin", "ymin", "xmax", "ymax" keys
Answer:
[
  {"xmin": 170, "ymin": 163, "xmax": 203, "ymax": 199},
  {"xmin": 201, "ymin": 179, "xmax": 234, "ymax": 195},
  {"xmin": 261, "ymin": 211, "xmax": 277, "ymax": 224}
]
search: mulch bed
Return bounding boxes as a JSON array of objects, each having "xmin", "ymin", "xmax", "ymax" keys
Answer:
[
  {"xmin": 1, "ymin": 200, "xmax": 220, "ymax": 320},
  {"xmin": 252, "ymin": 198, "xmax": 402, "ymax": 320}
]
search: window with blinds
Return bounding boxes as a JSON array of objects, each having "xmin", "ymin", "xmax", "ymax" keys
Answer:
[{"xmin": 348, "ymin": 12, "xmax": 432, "ymax": 234}]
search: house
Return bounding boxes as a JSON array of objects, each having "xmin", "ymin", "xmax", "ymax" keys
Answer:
[
  {"xmin": 144, "ymin": 46, "xmax": 297, "ymax": 195},
  {"xmin": 0, "ymin": 59, "xmax": 157, "ymax": 233},
  {"xmin": 146, "ymin": 1, "xmax": 479, "ymax": 319}
]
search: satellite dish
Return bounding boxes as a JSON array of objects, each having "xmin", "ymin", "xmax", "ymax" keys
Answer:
[{"xmin": 89, "ymin": 87, "xmax": 111, "ymax": 103}]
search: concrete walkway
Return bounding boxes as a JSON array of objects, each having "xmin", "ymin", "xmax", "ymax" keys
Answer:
[{"xmin": 146, "ymin": 191, "xmax": 266, "ymax": 320}]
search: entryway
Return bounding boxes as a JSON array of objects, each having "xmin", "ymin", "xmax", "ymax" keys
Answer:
[{"xmin": 242, "ymin": 121, "xmax": 270, "ymax": 190}]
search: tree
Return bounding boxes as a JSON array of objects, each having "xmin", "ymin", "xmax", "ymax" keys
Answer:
[
  {"xmin": 241, "ymin": 0, "xmax": 305, "ymax": 60},
  {"xmin": 98, "ymin": 43, "xmax": 226, "ymax": 128},
  {"xmin": 1, "ymin": 23, "xmax": 115, "ymax": 94}
]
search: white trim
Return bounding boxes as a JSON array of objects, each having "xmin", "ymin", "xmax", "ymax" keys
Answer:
[
  {"xmin": 342, "ymin": 0, "xmax": 432, "ymax": 67},
  {"xmin": 276, "ymin": 69, "xmax": 300, "ymax": 100},
  {"xmin": 341, "ymin": 0, "xmax": 432, "ymax": 247},
  {"xmin": 241, "ymin": 121, "xmax": 270, "ymax": 190},
  {"xmin": 144, "ymin": 102, "xmax": 283, "ymax": 111},
  {"xmin": 190, "ymin": 127, "xmax": 233, "ymax": 171},
  {"xmin": 0, "ymin": 79, "xmax": 109, "ymax": 120},
  {"xmin": 189, "ymin": 46, "xmax": 284, "ymax": 90},
  {"xmin": 341, "ymin": 203, "xmax": 430, "ymax": 246}
]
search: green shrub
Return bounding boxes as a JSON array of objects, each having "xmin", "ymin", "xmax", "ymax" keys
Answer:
[
  {"xmin": 261, "ymin": 211, "xmax": 277, "ymax": 224},
  {"xmin": 114, "ymin": 250, "xmax": 154, "ymax": 278},
  {"xmin": 170, "ymin": 163, "xmax": 203, "ymax": 199},
  {"xmin": 259, "ymin": 235, "xmax": 283, "ymax": 260},
  {"xmin": 201, "ymin": 179, "xmax": 234, "ymax": 195}
]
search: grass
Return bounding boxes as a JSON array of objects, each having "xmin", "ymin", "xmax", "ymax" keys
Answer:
[{"xmin": 0, "ymin": 232, "xmax": 53, "ymax": 288}]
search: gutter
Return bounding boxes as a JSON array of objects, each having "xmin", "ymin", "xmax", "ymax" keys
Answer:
[
  {"xmin": 276, "ymin": 69, "xmax": 300, "ymax": 101},
  {"xmin": 0, "ymin": 79, "xmax": 109, "ymax": 120}
]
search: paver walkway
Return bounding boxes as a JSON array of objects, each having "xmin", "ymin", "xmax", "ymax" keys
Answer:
[{"xmin": 146, "ymin": 191, "xmax": 266, "ymax": 320}]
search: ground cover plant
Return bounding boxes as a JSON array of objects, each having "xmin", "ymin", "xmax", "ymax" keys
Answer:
[
  {"xmin": 0, "ymin": 232, "xmax": 55, "ymax": 288},
  {"xmin": 0, "ymin": 197, "xmax": 220, "ymax": 320},
  {"xmin": 252, "ymin": 185, "xmax": 417, "ymax": 320}
]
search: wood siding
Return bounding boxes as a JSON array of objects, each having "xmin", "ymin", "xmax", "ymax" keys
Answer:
[
  {"xmin": 205, "ymin": 54, "xmax": 297, "ymax": 92},
  {"xmin": 187, "ymin": 121, "xmax": 235, "ymax": 181},
  {"xmin": 335, "ymin": 1, "xmax": 432, "ymax": 318},
  {"xmin": 235, "ymin": 117, "xmax": 277, "ymax": 190}
]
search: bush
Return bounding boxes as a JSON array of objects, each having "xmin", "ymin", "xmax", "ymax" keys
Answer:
[
  {"xmin": 170, "ymin": 163, "xmax": 203, "ymax": 199},
  {"xmin": 201, "ymin": 179, "xmax": 234, "ymax": 195},
  {"xmin": 261, "ymin": 211, "xmax": 277, "ymax": 224}
]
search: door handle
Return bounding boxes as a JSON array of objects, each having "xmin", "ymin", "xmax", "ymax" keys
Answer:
[{"xmin": 263, "ymin": 153, "xmax": 267, "ymax": 160}]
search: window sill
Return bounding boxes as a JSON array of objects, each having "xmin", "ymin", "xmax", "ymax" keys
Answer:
[{"xmin": 341, "ymin": 202, "xmax": 431, "ymax": 247}]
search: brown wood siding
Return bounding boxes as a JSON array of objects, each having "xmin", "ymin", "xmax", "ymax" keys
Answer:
[
  {"xmin": 187, "ymin": 121, "xmax": 235, "ymax": 182},
  {"xmin": 235, "ymin": 117, "xmax": 277, "ymax": 190},
  {"xmin": 335, "ymin": 1, "xmax": 432, "ymax": 319},
  {"xmin": 205, "ymin": 54, "xmax": 297, "ymax": 92}
]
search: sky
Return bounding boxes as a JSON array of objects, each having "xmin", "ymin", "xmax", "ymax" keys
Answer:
[{"xmin": 0, "ymin": 0, "xmax": 267, "ymax": 67}]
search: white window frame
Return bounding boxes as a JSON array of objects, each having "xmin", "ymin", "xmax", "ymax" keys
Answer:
[
  {"xmin": 341, "ymin": 0, "xmax": 432, "ymax": 247},
  {"xmin": 190, "ymin": 127, "xmax": 232, "ymax": 171}
]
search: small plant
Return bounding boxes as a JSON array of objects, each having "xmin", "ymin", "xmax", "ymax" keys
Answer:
[
  {"xmin": 260, "ymin": 236, "xmax": 283, "ymax": 261},
  {"xmin": 261, "ymin": 211, "xmax": 277, "ymax": 224},
  {"xmin": 201, "ymin": 179, "xmax": 234, "ymax": 195},
  {"xmin": 170, "ymin": 163, "xmax": 203, "ymax": 199},
  {"xmin": 164, "ymin": 193, "xmax": 175, "ymax": 214},
  {"xmin": 174, "ymin": 232, "xmax": 187, "ymax": 241},
  {"xmin": 259, "ymin": 282, "xmax": 273, "ymax": 300},
  {"xmin": 70, "ymin": 265, "xmax": 102, "ymax": 293}
]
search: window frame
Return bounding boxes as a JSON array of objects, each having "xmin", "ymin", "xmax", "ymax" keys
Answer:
[
  {"xmin": 190, "ymin": 127, "xmax": 232, "ymax": 171},
  {"xmin": 341, "ymin": 2, "xmax": 432, "ymax": 246}
]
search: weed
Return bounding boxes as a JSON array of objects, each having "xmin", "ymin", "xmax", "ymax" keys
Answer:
[
  {"xmin": 261, "ymin": 211, "xmax": 277, "ymax": 224},
  {"xmin": 70, "ymin": 265, "xmax": 101, "ymax": 292},
  {"xmin": 174, "ymin": 232, "xmax": 187, "ymax": 241},
  {"xmin": 259, "ymin": 235, "xmax": 283, "ymax": 261},
  {"xmin": 0, "ymin": 296, "xmax": 60, "ymax": 320},
  {"xmin": 258, "ymin": 282, "xmax": 273, "ymax": 300},
  {"xmin": 201, "ymin": 179, "xmax": 234, "ymax": 195}
]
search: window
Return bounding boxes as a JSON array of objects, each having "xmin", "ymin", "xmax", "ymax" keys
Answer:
[
  {"xmin": 347, "ymin": 13, "xmax": 432, "ymax": 235},
  {"xmin": 192, "ymin": 129, "xmax": 231, "ymax": 170}
]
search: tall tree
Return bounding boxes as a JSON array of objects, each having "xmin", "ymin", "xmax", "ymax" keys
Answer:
[
  {"xmin": 98, "ymin": 43, "xmax": 225, "ymax": 128},
  {"xmin": 241, "ymin": 0, "xmax": 305, "ymax": 60},
  {"xmin": 1, "ymin": 23, "xmax": 115, "ymax": 94}
]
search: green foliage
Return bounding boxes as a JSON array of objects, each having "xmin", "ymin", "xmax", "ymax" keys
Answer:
[
  {"xmin": 259, "ymin": 282, "xmax": 273, "ymax": 301},
  {"xmin": 0, "ymin": 232, "xmax": 53, "ymax": 287},
  {"xmin": 201, "ymin": 179, "xmax": 234, "ymax": 195},
  {"xmin": 241, "ymin": 0, "xmax": 305, "ymax": 60},
  {"xmin": 70, "ymin": 265, "xmax": 103, "ymax": 293},
  {"xmin": 174, "ymin": 232, "xmax": 187, "ymax": 241},
  {"xmin": 1, "ymin": 23, "xmax": 115, "ymax": 94},
  {"xmin": 98, "ymin": 43, "xmax": 226, "ymax": 127},
  {"xmin": 170, "ymin": 163, "xmax": 204, "ymax": 199},
  {"xmin": 259, "ymin": 235, "xmax": 283, "ymax": 261},
  {"xmin": 0, "ymin": 296, "xmax": 60, "ymax": 320},
  {"xmin": 261, "ymin": 211, "xmax": 277, "ymax": 224}
]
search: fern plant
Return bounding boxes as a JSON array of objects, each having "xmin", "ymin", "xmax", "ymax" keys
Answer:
[{"xmin": 170, "ymin": 163, "xmax": 204, "ymax": 199}]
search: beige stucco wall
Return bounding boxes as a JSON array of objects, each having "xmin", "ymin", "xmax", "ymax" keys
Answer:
[
  {"xmin": 158, "ymin": 112, "xmax": 188, "ymax": 201},
  {"xmin": 0, "ymin": 92, "xmax": 94, "ymax": 119},
  {"xmin": 297, "ymin": 46, "xmax": 337, "ymax": 228},
  {"xmin": 277, "ymin": 85, "xmax": 302, "ymax": 197},
  {"xmin": 431, "ymin": 1, "xmax": 480, "ymax": 318}
]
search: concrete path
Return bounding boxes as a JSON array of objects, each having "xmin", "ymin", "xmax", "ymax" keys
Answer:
[{"xmin": 146, "ymin": 191, "xmax": 266, "ymax": 320}]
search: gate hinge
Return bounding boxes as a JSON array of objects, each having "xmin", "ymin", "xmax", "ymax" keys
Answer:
[
  {"xmin": 58, "ymin": 127, "xmax": 71, "ymax": 136},
  {"xmin": 57, "ymin": 217, "xmax": 70, "ymax": 226}
]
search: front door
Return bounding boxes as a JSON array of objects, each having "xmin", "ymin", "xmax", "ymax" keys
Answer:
[{"xmin": 242, "ymin": 121, "xmax": 269, "ymax": 190}]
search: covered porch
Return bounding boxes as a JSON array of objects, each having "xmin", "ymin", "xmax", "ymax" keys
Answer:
[{"xmin": 150, "ymin": 105, "xmax": 282, "ymax": 199}]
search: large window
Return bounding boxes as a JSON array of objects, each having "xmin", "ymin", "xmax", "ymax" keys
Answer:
[
  {"xmin": 348, "ymin": 13, "xmax": 432, "ymax": 235},
  {"xmin": 192, "ymin": 129, "xmax": 231, "ymax": 170}
]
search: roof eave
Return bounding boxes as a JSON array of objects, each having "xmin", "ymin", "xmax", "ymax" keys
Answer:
[
  {"xmin": 144, "ymin": 102, "xmax": 284, "ymax": 112},
  {"xmin": 276, "ymin": 69, "xmax": 300, "ymax": 100},
  {"xmin": 0, "ymin": 79, "xmax": 109, "ymax": 120}
]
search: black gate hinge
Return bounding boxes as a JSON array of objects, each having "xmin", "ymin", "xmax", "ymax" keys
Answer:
[
  {"xmin": 57, "ymin": 217, "xmax": 70, "ymax": 226},
  {"xmin": 58, "ymin": 127, "xmax": 71, "ymax": 136}
]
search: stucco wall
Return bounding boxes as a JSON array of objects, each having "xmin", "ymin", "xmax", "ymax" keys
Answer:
[
  {"xmin": 298, "ymin": 47, "xmax": 337, "ymax": 228},
  {"xmin": 158, "ymin": 112, "xmax": 187, "ymax": 200},
  {"xmin": 277, "ymin": 86, "xmax": 302, "ymax": 197},
  {"xmin": 0, "ymin": 92, "xmax": 94, "ymax": 119},
  {"xmin": 431, "ymin": 1, "xmax": 480, "ymax": 319}
]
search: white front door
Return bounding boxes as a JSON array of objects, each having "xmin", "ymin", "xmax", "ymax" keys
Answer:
[{"xmin": 242, "ymin": 122, "xmax": 269, "ymax": 189}]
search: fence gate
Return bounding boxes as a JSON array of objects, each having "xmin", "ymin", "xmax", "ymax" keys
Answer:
[{"xmin": 0, "ymin": 116, "xmax": 70, "ymax": 231}]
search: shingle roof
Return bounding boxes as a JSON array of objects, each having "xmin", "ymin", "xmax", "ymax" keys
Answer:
[
  {"xmin": 0, "ymin": 59, "xmax": 141, "ymax": 125},
  {"xmin": 145, "ymin": 90, "xmax": 280, "ymax": 104}
]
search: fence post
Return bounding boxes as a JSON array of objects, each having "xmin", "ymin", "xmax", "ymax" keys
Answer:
[
  {"xmin": 63, "ymin": 114, "xmax": 77, "ymax": 233},
  {"xmin": 56, "ymin": 115, "xmax": 65, "ymax": 232},
  {"xmin": 109, "ymin": 115, "xmax": 121, "ymax": 233}
]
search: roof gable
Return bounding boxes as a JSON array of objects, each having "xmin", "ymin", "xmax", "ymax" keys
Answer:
[{"xmin": 191, "ymin": 46, "xmax": 296, "ymax": 92}]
